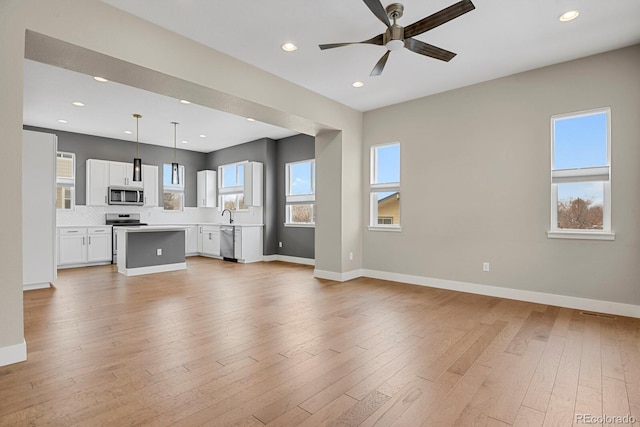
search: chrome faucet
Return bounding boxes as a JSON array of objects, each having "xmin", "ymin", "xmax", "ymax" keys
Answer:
[{"xmin": 222, "ymin": 209, "xmax": 233, "ymax": 224}]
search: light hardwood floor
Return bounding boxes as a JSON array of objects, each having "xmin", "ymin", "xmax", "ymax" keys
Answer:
[{"xmin": 1, "ymin": 257, "xmax": 639, "ymax": 426}]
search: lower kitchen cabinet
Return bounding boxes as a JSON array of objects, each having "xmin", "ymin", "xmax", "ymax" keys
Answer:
[
  {"xmin": 185, "ymin": 225, "xmax": 199, "ymax": 256},
  {"xmin": 58, "ymin": 227, "xmax": 112, "ymax": 267},
  {"xmin": 201, "ymin": 226, "xmax": 220, "ymax": 257},
  {"xmin": 234, "ymin": 226, "xmax": 263, "ymax": 263}
]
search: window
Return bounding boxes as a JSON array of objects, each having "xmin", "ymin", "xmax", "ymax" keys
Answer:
[
  {"xmin": 218, "ymin": 161, "xmax": 247, "ymax": 211},
  {"xmin": 163, "ymin": 163, "xmax": 184, "ymax": 211},
  {"xmin": 550, "ymin": 107, "xmax": 612, "ymax": 239},
  {"xmin": 285, "ymin": 159, "xmax": 315, "ymax": 226},
  {"xmin": 370, "ymin": 142, "xmax": 400, "ymax": 229},
  {"xmin": 56, "ymin": 152, "xmax": 75, "ymax": 210}
]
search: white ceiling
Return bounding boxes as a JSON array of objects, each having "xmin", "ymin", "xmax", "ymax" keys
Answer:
[{"xmin": 23, "ymin": 0, "xmax": 640, "ymax": 152}]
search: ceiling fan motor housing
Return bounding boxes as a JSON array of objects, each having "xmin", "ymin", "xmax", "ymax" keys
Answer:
[{"xmin": 384, "ymin": 3, "xmax": 405, "ymax": 50}]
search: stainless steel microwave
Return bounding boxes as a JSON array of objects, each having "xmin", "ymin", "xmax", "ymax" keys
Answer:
[{"xmin": 108, "ymin": 186, "xmax": 144, "ymax": 206}]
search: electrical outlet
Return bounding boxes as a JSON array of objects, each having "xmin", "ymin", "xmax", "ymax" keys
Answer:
[
  {"xmin": 157, "ymin": 248, "xmax": 162, "ymax": 256},
  {"xmin": 483, "ymin": 262, "xmax": 490, "ymax": 272},
  {"xmin": 279, "ymin": 241, "xmax": 283, "ymax": 248},
  {"xmin": 349, "ymin": 252, "xmax": 353, "ymax": 261}
]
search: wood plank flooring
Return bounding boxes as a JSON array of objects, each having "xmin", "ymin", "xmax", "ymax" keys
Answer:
[{"xmin": 1, "ymin": 257, "xmax": 639, "ymax": 426}]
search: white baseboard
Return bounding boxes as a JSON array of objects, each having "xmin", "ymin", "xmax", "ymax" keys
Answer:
[
  {"xmin": 264, "ymin": 255, "xmax": 315, "ymax": 266},
  {"xmin": 118, "ymin": 262, "xmax": 187, "ymax": 277},
  {"xmin": 314, "ymin": 268, "xmax": 363, "ymax": 282},
  {"xmin": 23, "ymin": 282, "xmax": 51, "ymax": 291},
  {"xmin": 0, "ymin": 339, "xmax": 27, "ymax": 367},
  {"xmin": 362, "ymin": 269, "xmax": 640, "ymax": 319}
]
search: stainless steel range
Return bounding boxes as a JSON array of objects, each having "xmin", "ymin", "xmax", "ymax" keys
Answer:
[{"xmin": 105, "ymin": 213, "xmax": 147, "ymax": 264}]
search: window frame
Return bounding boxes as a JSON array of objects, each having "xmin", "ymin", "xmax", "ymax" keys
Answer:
[
  {"xmin": 369, "ymin": 142, "xmax": 401, "ymax": 231},
  {"xmin": 285, "ymin": 159, "xmax": 316, "ymax": 227},
  {"xmin": 162, "ymin": 163, "xmax": 185, "ymax": 211},
  {"xmin": 218, "ymin": 161, "xmax": 249, "ymax": 211},
  {"xmin": 548, "ymin": 107, "xmax": 614, "ymax": 240},
  {"xmin": 56, "ymin": 151, "xmax": 75, "ymax": 211}
]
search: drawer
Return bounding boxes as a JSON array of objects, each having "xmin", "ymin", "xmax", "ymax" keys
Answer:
[
  {"xmin": 88, "ymin": 227, "xmax": 111, "ymax": 235},
  {"xmin": 59, "ymin": 227, "xmax": 86, "ymax": 235}
]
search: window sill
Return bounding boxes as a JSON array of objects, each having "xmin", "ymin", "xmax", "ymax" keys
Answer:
[
  {"xmin": 284, "ymin": 223, "xmax": 315, "ymax": 228},
  {"xmin": 547, "ymin": 231, "xmax": 615, "ymax": 241},
  {"xmin": 368, "ymin": 226, "xmax": 402, "ymax": 232}
]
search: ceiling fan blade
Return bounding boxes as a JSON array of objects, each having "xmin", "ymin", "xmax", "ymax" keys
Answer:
[
  {"xmin": 363, "ymin": 0, "xmax": 392, "ymax": 29},
  {"xmin": 404, "ymin": 38, "xmax": 456, "ymax": 62},
  {"xmin": 370, "ymin": 51, "xmax": 391, "ymax": 76},
  {"xmin": 319, "ymin": 34, "xmax": 384, "ymax": 50},
  {"xmin": 404, "ymin": 0, "xmax": 475, "ymax": 39}
]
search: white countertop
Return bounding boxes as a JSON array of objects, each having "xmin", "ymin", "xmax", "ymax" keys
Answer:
[
  {"xmin": 58, "ymin": 223, "xmax": 263, "ymax": 228},
  {"xmin": 116, "ymin": 225, "xmax": 188, "ymax": 232}
]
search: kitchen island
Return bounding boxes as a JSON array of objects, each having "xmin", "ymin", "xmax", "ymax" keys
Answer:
[{"xmin": 116, "ymin": 225, "xmax": 187, "ymax": 276}]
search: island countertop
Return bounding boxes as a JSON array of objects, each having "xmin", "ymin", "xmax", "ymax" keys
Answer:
[{"xmin": 117, "ymin": 225, "xmax": 188, "ymax": 232}]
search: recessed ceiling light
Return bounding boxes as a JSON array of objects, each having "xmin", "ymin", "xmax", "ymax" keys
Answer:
[
  {"xmin": 181, "ymin": 140, "xmax": 188, "ymax": 144},
  {"xmin": 57, "ymin": 119, "xmax": 68, "ymax": 124},
  {"xmin": 352, "ymin": 81, "xmax": 364, "ymax": 88},
  {"xmin": 180, "ymin": 99, "xmax": 191, "ymax": 104},
  {"xmin": 93, "ymin": 76, "xmax": 108, "ymax": 82},
  {"xmin": 247, "ymin": 117, "xmax": 256, "ymax": 122},
  {"xmin": 559, "ymin": 10, "xmax": 579, "ymax": 22},
  {"xmin": 124, "ymin": 130, "xmax": 133, "ymax": 135},
  {"xmin": 281, "ymin": 42, "xmax": 298, "ymax": 52},
  {"xmin": 199, "ymin": 134, "xmax": 207, "ymax": 138},
  {"xmin": 71, "ymin": 101, "xmax": 85, "ymax": 107}
]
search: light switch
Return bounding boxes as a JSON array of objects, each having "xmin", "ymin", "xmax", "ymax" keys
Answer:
[{"xmin": 157, "ymin": 248, "xmax": 162, "ymax": 256}]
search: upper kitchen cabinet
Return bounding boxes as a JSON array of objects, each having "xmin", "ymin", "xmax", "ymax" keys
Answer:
[
  {"xmin": 109, "ymin": 161, "xmax": 143, "ymax": 188},
  {"xmin": 86, "ymin": 159, "xmax": 110, "ymax": 206},
  {"xmin": 197, "ymin": 170, "xmax": 217, "ymax": 208},
  {"xmin": 142, "ymin": 165, "xmax": 158, "ymax": 207},
  {"xmin": 243, "ymin": 162, "xmax": 263, "ymax": 207}
]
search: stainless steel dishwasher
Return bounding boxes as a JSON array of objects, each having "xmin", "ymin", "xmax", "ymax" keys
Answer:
[{"xmin": 220, "ymin": 225, "xmax": 236, "ymax": 262}]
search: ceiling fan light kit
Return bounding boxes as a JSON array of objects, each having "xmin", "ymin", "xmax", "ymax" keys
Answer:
[{"xmin": 319, "ymin": 0, "xmax": 475, "ymax": 76}]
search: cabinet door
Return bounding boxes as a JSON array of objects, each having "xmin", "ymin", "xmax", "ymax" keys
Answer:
[
  {"xmin": 197, "ymin": 226, "xmax": 204, "ymax": 253},
  {"xmin": 86, "ymin": 159, "xmax": 110, "ymax": 206},
  {"xmin": 109, "ymin": 161, "xmax": 127, "ymax": 186},
  {"xmin": 202, "ymin": 230, "xmax": 217, "ymax": 256},
  {"xmin": 197, "ymin": 170, "xmax": 217, "ymax": 208},
  {"xmin": 185, "ymin": 226, "xmax": 199, "ymax": 255},
  {"xmin": 234, "ymin": 228, "xmax": 242, "ymax": 260},
  {"xmin": 87, "ymin": 233, "xmax": 112, "ymax": 262},
  {"xmin": 58, "ymin": 232, "xmax": 86, "ymax": 265},
  {"xmin": 142, "ymin": 165, "xmax": 158, "ymax": 207},
  {"xmin": 243, "ymin": 162, "xmax": 263, "ymax": 206},
  {"xmin": 210, "ymin": 231, "xmax": 220, "ymax": 257}
]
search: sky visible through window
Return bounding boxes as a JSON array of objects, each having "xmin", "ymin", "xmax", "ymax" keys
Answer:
[
  {"xmin": 554, "ymin": 112, "xmax": 607, "ymax": 206},
  {"xmin": 375, "ymin": 144, "xmax": 400, "ymax": 201},
  {"xmin": 223, "ymin": 164, "xmax": 244, "ymax": 188},
  {"xmin": 163, "ymin": 164, "xmax": 184, "ymax": 189},
  {"xmin": 290, "ymin": 162, "xmax": 314, "ymax": 196}
]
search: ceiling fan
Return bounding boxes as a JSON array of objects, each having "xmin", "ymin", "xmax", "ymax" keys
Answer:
[{"xmin": 319, "ymin": 0, "xmax": 476, "ymax": 76}]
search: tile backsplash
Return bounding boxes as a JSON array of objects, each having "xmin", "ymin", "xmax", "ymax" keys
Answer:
[{"xmin": 57, "ymin": 205, "xmax": 263, "ymax": 226}]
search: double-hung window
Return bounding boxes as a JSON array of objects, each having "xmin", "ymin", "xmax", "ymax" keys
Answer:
[
  {"xmin": 163, "ymin": 163, "xmax": 185, "ymax": 210},
  {"xmin": 56, "ymin": 152, "xmax": 75, "ymax": 210},
  {"xmin": 549, "ymin": 107, "xmax": 613, "ymax": 239},
  {"xmin": 218, "ymin": 161, "xmax": 246, "ymax": 211},
  {"xmin": 370, "ymin": 142, "xmax": 400, "ymax": 230},
  {"xmin": 285, "ymin": 159, "xmax": 315, "ymax": 226}
]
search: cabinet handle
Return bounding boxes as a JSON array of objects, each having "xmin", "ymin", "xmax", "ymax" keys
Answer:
[
  {"xmin": 209, "ymin": 233, "xmax": 211, "ymax": 240},
  {"xmin": 82, "ymin": 237, "xmax": 85, "ymax": 245},
  {"xmin": 67, "ymin": 230, "xmax": 78, "ymax": 233},
  {"xmin": 105, "ymin": 195, "xmax": 107, "ymax": 204},
  {"xmin": 88, "ymin": 236, "xmax": 92, "ymax": 245}
]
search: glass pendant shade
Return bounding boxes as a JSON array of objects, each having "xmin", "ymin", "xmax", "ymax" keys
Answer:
[
  {"xmin": 133, "ymin": 158, "xmax": 142, "ymax": 182},
  {"xmin": 171, "ymin": 162, "xmax": 179, "ymax": 185},
  {"xmin": 132, "ymin": 113, "xmax": 142, "ymax": 182}
]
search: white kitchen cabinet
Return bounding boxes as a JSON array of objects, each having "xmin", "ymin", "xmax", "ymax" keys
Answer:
[
  {"xmin": 87, "ymin": 227, "xmax": 112, "ymax": 263},
  {"xmin": 58, "ymin": 228, "xmax": 88, "ymax": 265},
  {"xmin": 197, "ymin": 170, "xmax": 217, "ymax": 208},
  {"xmin": 109, "ymin": 161, "xmax": 142, "ymax": 188},
  {"xmin": 142, "ymin": 164, "xmax": 158, "ymax": 207},
  {"xmin": 86, "ymin": 159, "xmax": 110, "ymax": 206},
  {"xmin": 243, "ymin": 162, "xmax": 263, "ymax": 206},
  {"xmin": 185, "ymin": 225, "xmax": 199, "ymax": 256},
  {"xmin": 201, "ymin": 226, "xmax": 220, "ymax": 257},
  {"xmin": 58, "ymin": 227, "xmax": 112, "ymax": 267},
  {"xmin": 233, "ymin": 226, "xmax": 263, "ymax": 263}
]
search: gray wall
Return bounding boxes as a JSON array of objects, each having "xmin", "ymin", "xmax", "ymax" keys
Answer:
[
  {"xmin": 206, "ymin": 138, "xmax": 279, "ymax": 255},
  {"xmin": 362, "ymin": 45, "xmax": 640, "ymax": 306},
  {"xmin": 126, "ymin": 231, "xmax": 185, "ymax": 268},
  {"xmin": 24, "ymin": 126, "xmax": 208, "ymax": 207},
  {"xmin": 276, "ymin": 134, "xmax": 316, "ymax": 259}
]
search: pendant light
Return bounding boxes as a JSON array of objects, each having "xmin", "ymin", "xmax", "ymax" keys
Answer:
[
  {"xmin": 132, "ymin": 113, "xmax": 142, "ymax": 182},
  {"xmin": 171, "ymin": 121, "xmax": 180, "ymax": 185}
]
